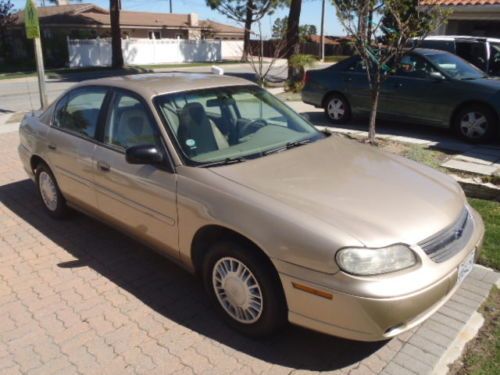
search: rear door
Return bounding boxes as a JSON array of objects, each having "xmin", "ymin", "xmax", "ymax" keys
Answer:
[
  {"xmin": 46, "ymin": 86, "xmax": 109, "ymax": 210},
  {"xmin": 92, "ymin": 89, "xmax": 179, "ymax": 257},
  {"xmin": 344, "ymin": 59, "xmax": 372, "ymax": 114}
]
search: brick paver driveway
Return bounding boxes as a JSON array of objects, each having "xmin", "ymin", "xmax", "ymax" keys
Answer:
[{"xmin": 1, "ymin": 130, "xmax": 498, "ymax": 375}]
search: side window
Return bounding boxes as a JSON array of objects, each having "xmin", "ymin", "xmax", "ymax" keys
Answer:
[
  {"xmin": 104, "ymin": 92, "xmax": 160, "ymax": 150},
  {"xmin": 54, "ymin": 88, "xmax": 107, "ymax": 139},
  {"xmin": 396, "ymin": 55, "xmax": 435, "ymax": 78},
  {"xmin": 348, "ymin": 59, "xmax": 367, "ymax": 73},
  {"xmin": 456, "ymin": 42, "xmax": 487, "ymax": 71}
]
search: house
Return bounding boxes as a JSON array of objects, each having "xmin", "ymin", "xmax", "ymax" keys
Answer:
[
  {"xmin": 6, "ymin": 3, "xmax": 243, "ymax": 67},
  {"xmin": 10, "ymin": 3, "xmax": 244, "ymax": 40},
  {"xmin": 423, "ymin": 0, "xmax": 500, "ymax": 37}
]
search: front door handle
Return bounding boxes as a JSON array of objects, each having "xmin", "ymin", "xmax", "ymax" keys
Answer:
[
  {"xmin": 48, "ymin": 144, "xmax": 56, "ymax": 150},
  {"xmin": 97, "ymin": 161, "xmax": 110, "ymax": 172}
]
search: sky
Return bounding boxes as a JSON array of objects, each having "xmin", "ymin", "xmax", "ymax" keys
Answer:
[{"xmin": 12, "ymin": 0, "xmax": 346, "ymax": 39}]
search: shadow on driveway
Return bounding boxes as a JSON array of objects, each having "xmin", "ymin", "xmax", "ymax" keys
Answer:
[{"xmin": 0, "ymin": 179, "xmax": 386, "ymax": 371}]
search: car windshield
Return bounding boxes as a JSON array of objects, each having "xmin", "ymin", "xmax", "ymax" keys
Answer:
[
  {"xmin": 155, "ymin": 85, "xmax": 324, "ymax": 166},
  {"xmin": 489, "ymin": 42, "xmax": 500, "ymax": 76},
  {"xmin": 426, "ymin": 52, "xmax": 486, "ymax": 80}
]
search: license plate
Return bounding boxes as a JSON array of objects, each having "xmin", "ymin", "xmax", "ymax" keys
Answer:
[{"xmin": 458, "ymin": 250, "xmax": 475, "ymax": 284}]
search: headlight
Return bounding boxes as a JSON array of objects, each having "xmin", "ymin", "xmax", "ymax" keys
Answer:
[{"xmin": 336, "ymin": 244, "xmax": 417, "ymax": 276}]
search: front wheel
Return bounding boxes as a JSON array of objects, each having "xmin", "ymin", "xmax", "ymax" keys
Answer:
[
  {"xmin": 454, "ymin": 105, "xmax": 498, "ymax": 143},
  {"xmin": 324, "ymin": 93, "xmax": 351, "ymax": 124},
  {"xmin": 202, "ymin": 240, "xmax": 287, "ymax": 337}
]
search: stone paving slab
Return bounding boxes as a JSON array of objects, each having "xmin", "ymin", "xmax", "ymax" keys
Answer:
[
  {"xmin": 441, "ymin": 159, "xmax": 499, "ymax": 176},
  {"xmin": 0, "ymin": 130, "xmax": 499, "ymax": 375}
]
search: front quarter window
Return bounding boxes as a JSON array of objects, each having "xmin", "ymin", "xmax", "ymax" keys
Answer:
[{"xmin": 155, "ymin": 85, "xmax": 324, "ymax": 165}]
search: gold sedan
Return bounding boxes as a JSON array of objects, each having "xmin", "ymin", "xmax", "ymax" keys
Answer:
[{"xmin": 18, "ymin": 73, "xmax": 484, "ymax": 341}]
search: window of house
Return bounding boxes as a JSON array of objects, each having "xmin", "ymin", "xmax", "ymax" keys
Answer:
[{"xmin": 148, "ymin": 31, "xmax": 161, "ymax": 40}]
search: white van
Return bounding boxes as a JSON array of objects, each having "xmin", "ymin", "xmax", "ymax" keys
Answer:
[{"xmin": 413, "ymin": 36, "xmax": 500, "ymax": 76}]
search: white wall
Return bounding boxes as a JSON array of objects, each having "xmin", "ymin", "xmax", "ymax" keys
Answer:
[
  {"xmin": 68, "ymin": 38, "xmax": 243, "ymax": 67},
  {"xmin": 221, "ymin": 40, "xmax": 244, "ymax": 60}
]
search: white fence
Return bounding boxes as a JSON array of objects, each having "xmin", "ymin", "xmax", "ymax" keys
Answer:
[{"xmin": 67, "ymin": 38, "xmax": 244, "ymax": 68}]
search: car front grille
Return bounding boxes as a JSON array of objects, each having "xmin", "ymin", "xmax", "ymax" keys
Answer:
[{"xmin": 418, "ymin": 208, "xmax": 473, "ymax": 263}]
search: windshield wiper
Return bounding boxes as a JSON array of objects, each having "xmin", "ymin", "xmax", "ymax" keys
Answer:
[
  {"xmin": 200, "ymin": 156, "xmax": 248, "ymax": 168},
  {"xmin": 263, "ymin": 138, "xmax": 312, "ymax": 156}
]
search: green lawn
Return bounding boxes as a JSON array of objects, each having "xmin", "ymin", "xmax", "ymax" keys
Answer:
[
  {"xmin": 323, "ymin": 55, "xmax": 350, "ymax": 63},
  {"xmin": 469, "ymin": 198, "xmax": 500, "ymax": 270},
  {"xmin": 447, "ymin": 199, "xmax": 500, "ymax": 375}
]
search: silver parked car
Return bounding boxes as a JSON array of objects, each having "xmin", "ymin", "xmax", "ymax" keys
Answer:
[{"xmin": 18, "ymin": 73, "xmax": 484, "ymax": 341}]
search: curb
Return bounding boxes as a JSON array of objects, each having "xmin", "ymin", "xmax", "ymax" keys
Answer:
[{"xmin": 433, "ymin": 311, "xmax": 484, "ymax": 375}]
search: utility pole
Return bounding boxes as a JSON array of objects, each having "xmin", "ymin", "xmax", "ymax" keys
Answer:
[
  {"xmin": 24, "ymin": 0, "xmax": 47, "ymax": 108},
  {"xmin": 169, "ymin": 0, "xmax": 172, "ymax": 13},
  {"xmin": 319, "ymin": 0, "xmax": 325, "ymax": 62}
]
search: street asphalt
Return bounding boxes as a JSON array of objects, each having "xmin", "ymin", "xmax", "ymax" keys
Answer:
[{"xmin": 0, "ymin": 61, "xmax": 303, "ymax": 114}]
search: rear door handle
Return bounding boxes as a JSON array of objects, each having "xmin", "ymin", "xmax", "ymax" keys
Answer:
[
  {"xmin": 97, "ymin": 161, "xmax": 110, "ymax": 172},
  {"xmin": 48, "ymin": 144, "xmax": 56, "ymax": 150}
]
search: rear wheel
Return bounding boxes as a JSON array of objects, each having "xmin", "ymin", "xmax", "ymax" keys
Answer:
[
  {"xmin": 202, "ymin": 240, "xmax": 287, "ymax": 337},
  {"xmin": 324, "ymin": 93, "xmax": 351, "ymax": 124},
  {"xmin": 454, "ymin": 105, "xmax": 498, "ymax": 143},
  {"xmin": 35, "ymin": 163, "xmax": 68, "ymax": 219}
]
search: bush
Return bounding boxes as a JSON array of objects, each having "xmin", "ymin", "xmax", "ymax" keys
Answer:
[{"xmin": 287, "ymin": 54, "xmax": 317, "ymax": 92}]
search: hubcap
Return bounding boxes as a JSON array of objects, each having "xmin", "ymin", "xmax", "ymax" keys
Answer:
[
  {"xmin": 212, "ymin": 257, "xmax": 263, "ymax": 324},
  {"xmin": 460, "ymin": 112, "xmax": 488, "ymax": 139},
  {"xmin": 39, "ymin": 171, "xmax": 58, "ymax": 211},
  {"xmin": 327, "ymin": 98, "xmax": 346, "ymax": 120}
]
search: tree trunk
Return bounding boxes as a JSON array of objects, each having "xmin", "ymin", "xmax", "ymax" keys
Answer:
[
  {"xmin": 110, "ymin": 0, "xmax": 123, "ymax": 68},
  {"xmin": 368, "ymin": 76, "xmax": 380, "ymax": 144},
  {"xmin": 286, "ymin": 0, "xmax": 302, "ymax": 82},
  {"xmin": 241, "ymin": 0, "xmax": 254, "ymax": 62}
]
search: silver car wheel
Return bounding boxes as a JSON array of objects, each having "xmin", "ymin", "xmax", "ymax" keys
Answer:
[
  {"xmin": 460, "ymin": 112, "xmax": 488, "ymax": 139},
  {"xmin": 212, "ymin": 256, "xmax": 263, "ymax": 324},
  {"xmin": 327, "ymin": 98, "xmax": 346, "ymax": 120},
  {"xmin": 39, "ymin": 171, "xmax": 58, "ymax": 211}
]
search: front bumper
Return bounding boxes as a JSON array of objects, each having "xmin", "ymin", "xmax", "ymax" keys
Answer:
[{"xmin": 276, "ymin": 207, "xmax": 485, "ymax": 342}]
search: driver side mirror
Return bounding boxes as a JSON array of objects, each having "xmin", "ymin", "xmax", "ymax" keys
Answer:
[
  {"xmin": 429, "ymin": 71, "xmax": 446, "ymax": 81},
  {"xmin": 126, "ymin": 144, "xmax": 164, "ymax": 165}
]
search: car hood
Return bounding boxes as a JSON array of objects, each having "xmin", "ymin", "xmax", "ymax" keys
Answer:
[
  {"xmin": 209, "ymin": 136, "xmax": 465, "ymax": 248},
  {"xmin": 463, "ymin": 76, "xmax": 500, "ymax": 91}
]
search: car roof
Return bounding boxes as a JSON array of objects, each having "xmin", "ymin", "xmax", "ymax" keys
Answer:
[
  {"xmin": 76, "ymin": 72, "xmax": 256, "ymax": 98},
  {"xmin": 421, "ymin": 35, "xmax": 500, "ymax": 43}
]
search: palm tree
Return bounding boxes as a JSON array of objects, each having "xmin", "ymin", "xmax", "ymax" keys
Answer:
[
  {"xmin": 286, "ymin": 0, "xmax": 302, "ymax": 82},
  {"xmin": 110, "ymin": 0, "xmax": 123, "ymax": 68}
]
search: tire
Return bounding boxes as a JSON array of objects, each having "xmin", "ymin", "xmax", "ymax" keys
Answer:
[
  {"xmin": 324, "ymin": 93, "xmax": 351, "ymax": 124},
  {"xmin": 35, "ymin": 163, "xmax": 68, "ymax": 219},
  {"xmin": 202, "ymin": 240, "xmax": 287, "ymax": 337},
  {"xmin": 454, "ymin": 104, "xmax": 498, "ymax": 143}
]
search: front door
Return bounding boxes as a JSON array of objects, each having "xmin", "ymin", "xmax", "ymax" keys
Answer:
[
  {"xmin": 382, "ymin": 54, "xmax": 450, "ymax": 125},
  {"xmin": 46, "ymin": 87, "xmax": 109, "ymax": 210},
  {"xmin": 92, "ymin": 89, "xmax": 178, "ymax": 256}
]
